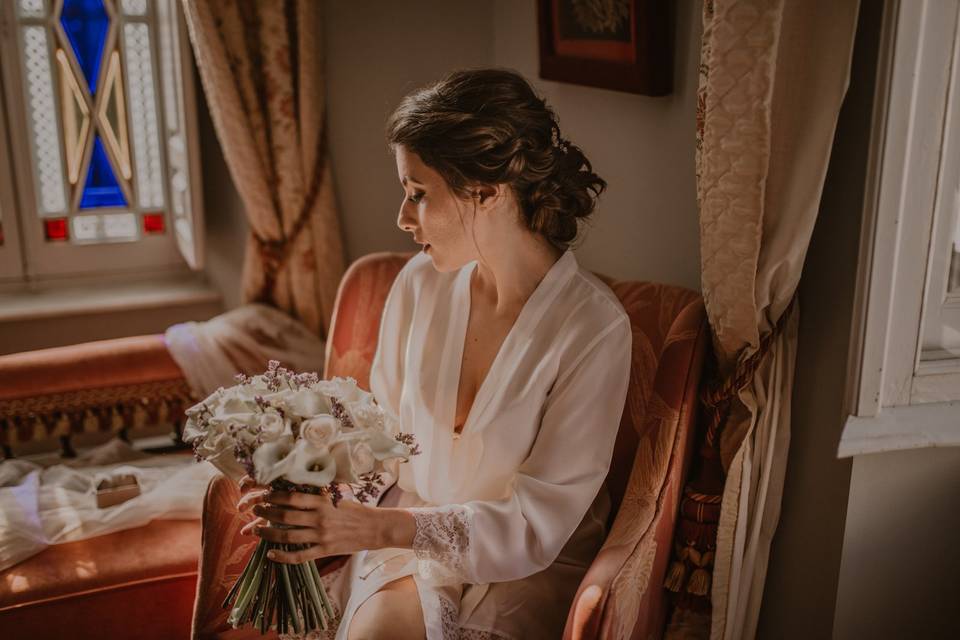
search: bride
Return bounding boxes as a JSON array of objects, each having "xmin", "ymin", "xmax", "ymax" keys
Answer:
[{"xmin": 237, "ymin": 68, "xmax": 633, "ymax": 640}]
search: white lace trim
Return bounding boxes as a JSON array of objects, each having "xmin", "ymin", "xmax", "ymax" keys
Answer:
[
  {"xmin": 438, "ymin": 593, "xmax": 513, "ymax": 640},
  {"xmin": 409, "ymin": 504, "xmax": 472, "ymax": 584}
]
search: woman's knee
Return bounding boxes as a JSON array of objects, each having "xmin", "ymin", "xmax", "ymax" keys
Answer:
[{"xmin": 347, "ymin": 577, "xmax": 424, "ymax": 640}]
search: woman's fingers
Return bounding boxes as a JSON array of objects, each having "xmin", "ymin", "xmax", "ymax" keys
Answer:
[
  {"xmin": 254, "ymin": 524, "xmax": 320, "ymax": 545},
  {"xmin": 237, "ymin": 488, "xmax": 269, "ymax": 513},
  {"xmin": 266, "ymin": 545, "xmax": 325, "ymax": 565},
  {"xmin": 265, "ymin": 490, "xmax": 327, "ymax": 510},
  {"xmin": 253, "ymin": 503, "xmax": 317, "ymax": 527},
  {"xmin": 240, "ymin": 516, "xmax": 268, "ymax": 536}
]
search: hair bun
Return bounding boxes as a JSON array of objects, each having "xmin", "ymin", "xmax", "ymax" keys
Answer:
[{"xmin": 387, "ymin": 68, "xmax": 606, "ymax": 251}]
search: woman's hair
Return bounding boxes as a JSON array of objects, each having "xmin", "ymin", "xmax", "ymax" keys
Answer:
[{"xmin": 386, "ymin": 68, "xmax": 606, "ymax": 251}]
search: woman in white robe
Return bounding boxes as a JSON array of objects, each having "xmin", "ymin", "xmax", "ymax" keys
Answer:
[{"xmin": 243, "ymin": 68, "xmax": 633, "ymax": 639}]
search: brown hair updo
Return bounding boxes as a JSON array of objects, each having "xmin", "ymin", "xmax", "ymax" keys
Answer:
[{"xmin": 386, "ymin": 68, "xmax": 606, "ymax": 251}]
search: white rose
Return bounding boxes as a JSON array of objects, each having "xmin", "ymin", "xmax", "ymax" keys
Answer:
[
  {"xmin": 286, "ymin": 440, "xmax": 337, "ymax": 486},
  {"xmin": 350, "ymin": 441, "xmax": 376, "ymax": 476},
  {"xmin": 300, "ymin": 415, "xmax": 340, "ymax": 448},
  {"xmin": 252, "ymin": 436, "xmax": 297, "ymax": 485},
  {"xmin": 195, "ymin": 422, "xmax": 233, "ymax": 457},
  {"xmin": 259, "ymin": 410, "xmax": 291, "ymax": 441},
  {"xmin": 330, "ymin": 439, "xmax": 377, "ymax": 483}
]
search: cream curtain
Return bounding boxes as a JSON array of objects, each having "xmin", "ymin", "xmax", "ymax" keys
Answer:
[
  {"xmin": 668, "ymin": 0, "xmax": 861, "ymax": 638},
  {"xmin": 180, "ymin": 0, "xmax": 346, "ymax": 338}
]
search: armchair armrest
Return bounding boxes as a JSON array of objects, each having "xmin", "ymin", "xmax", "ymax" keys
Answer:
[{"xmin": 0, "ymin": 334, "xmax": 194, "ymax": 457}]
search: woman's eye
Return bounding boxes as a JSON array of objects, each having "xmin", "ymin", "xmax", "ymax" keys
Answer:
[{"xmin": 407, "ymin": 192, "xmax": 424, "ymax": 204}]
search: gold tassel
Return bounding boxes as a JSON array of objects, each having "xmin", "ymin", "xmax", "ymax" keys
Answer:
[
  {"xmin": 53, "ymin": 412, "xmax": 71, "ymax": 439},
  {"xmin": 133, "ymin": 402, "xmax": 147, "ymax": 429},
  {"xmin": 686, "ymin": 568, "xmax": 711, "ymax": 596},
  {"xmin": 685, "ymin": 549, "xmax": 714, "ymax": 596},
  {"xmin": 30, "ymin": 416, "xmax": 45, "ymax": 443},
  {"xmin": 665, "ymin": 544, "xmax": 690, "ymax": 592},
  {"xmin": 109, "ymin": 405, "xmax": 123, "ymax": 432},
  {"xmin": 83, "ymin": 408, "xmax": 99, "ymax": 433},
  {"xmin": 664, "ymin": 560, "xmax": 688, "ymax": 592}
]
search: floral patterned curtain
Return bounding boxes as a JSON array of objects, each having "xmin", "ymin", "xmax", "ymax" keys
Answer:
[
  {"xmin": 666, "ymin": 0, "xmax": 860, "ymax": 637},
  {"xmin": 180, "ymin": 0, "xmax": 345, "ymax": 338}
]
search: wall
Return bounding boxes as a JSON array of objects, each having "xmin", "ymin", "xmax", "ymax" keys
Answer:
[
  {"xmin": 833, "ymin": 447, "xmax": 960, "ymax": 638},
  {"xmin": 322, "ymin": 0, "xmax": 496, "ymax": 264},
  {"xmin": 491, "ymin": 0, "xmax": 702, "ymax": 289},
  {"xmin": 323, "ymin": 0, "xmax": 702, "ymax": 289}
]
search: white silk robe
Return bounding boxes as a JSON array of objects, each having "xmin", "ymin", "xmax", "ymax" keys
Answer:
[{"xmin": 305, "ymin": 247, "xmax": 632, "ymax": 640}]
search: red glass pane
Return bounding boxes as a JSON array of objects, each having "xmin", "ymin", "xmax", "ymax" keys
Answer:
[
  {"xmin": 44, "ymin": 218, "xmax": 69, "ymax": 241},
  {"xmin": 143, "ymin": 212, "xmax": 165, "ymax": 234},
  {"xmin": 0, "ymin": 222, "xmax": 4, "ymax": 246}
]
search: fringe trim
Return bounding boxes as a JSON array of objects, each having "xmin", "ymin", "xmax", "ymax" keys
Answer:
[{"xmin": 0, "ymin": 378, "xmax": 196, "ymax": 449}]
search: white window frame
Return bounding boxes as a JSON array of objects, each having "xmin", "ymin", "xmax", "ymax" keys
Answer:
[
  {"xmin": 0, "ymin": 0, "xmax": 204, "ymax": 288},
  {"xmin": 840, "ymin": 0, "xmax": 960, "ymax": 458}
]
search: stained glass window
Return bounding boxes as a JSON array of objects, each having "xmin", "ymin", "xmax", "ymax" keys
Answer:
[{"xmin": 5, "ymin": 0, "xmax": 200, "ymax": 260}]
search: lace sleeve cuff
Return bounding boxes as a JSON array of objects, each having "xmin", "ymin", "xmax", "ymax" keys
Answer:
[{"xmin": 407, "ymin": 504, "xmax": 472, "ymax": 585}]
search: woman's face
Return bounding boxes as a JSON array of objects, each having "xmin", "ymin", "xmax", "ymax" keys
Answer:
[{"xmin": 395, "ymin": 145, "xmax": 477, "ymax": 272}]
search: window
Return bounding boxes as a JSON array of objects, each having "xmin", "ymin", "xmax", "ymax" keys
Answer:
[
  {"xmin": 0, "ymin": 0, "xmax": 203, "ymax": 283},
  {"xmin": 840, "ymin": 0, "xmax": 960, "ymax": 457}
]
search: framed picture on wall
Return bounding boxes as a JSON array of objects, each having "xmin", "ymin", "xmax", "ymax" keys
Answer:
[{"xmin": 537, "ymin": 0, "xmax": 673, "ymax": 96}]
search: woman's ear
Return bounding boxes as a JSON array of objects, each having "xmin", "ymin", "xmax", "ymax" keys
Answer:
[{"xmin": 473, "ymin": 183, "xmax": 500, "ymax": 206}]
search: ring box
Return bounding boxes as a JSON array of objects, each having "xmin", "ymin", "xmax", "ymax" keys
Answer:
[{"xmin": 96, "ymin": 472, "xmax": 141, "ymax": 508}]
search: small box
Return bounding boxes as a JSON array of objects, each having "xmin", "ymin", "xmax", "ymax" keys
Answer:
[{"xmin": 96, "ymin": 473, "xmax": 141, "ymax": 508}]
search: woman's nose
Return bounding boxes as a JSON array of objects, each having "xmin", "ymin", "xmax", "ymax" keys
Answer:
[{"xmin": 397, "ymin": 203, "xmax": 416, "ymax": 232}]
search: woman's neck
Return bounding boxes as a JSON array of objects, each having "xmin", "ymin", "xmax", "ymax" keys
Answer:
[{"xmin": 471, "ymin": 236, "xmax": 564, "ymax": 315}]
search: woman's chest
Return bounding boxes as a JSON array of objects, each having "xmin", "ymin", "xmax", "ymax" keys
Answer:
[{"xmin": 453, "ymin": 303, "xmax": 521, "ymax": 434}]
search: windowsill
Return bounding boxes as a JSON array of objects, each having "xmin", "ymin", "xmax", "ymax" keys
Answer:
[
  {"xmin": 0, "ymin": 275, "xmax": 222, "ymax": 322},
  {"xmin": 837, "ymin": 401, "xmax": 960, "ymax": 458}
]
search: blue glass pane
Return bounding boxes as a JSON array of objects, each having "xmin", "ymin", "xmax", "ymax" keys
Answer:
[
  {"xmin": 60, "ymin": 0, "xmax": 109, "ymax": 92},
  {"xmin": 80, "ymin": 136, "xmax": 127, "ymax": 209}
]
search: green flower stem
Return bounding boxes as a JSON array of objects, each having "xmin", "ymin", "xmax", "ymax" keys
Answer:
[
  {"xmin": 253, "ymin": 558, "xmax": 271, "ymax": 629},
  {"xmin": 263, "ymin": 562, "xmax": 277, "ymax": 633},
  {"xmin": 222, "ymin": 537, "xmax": 260, "ymax": 610},
  {"xmin": 301, "ymin": 561, "xmax": 328, "ymax": 630},
  {"xmin": 228, "ymin": 540, "xmax": 267, "ymax": 627},
  {"xmin": 308, "ymin": 556, "xmax": 336, "ymax": 621},
  {"xmin": 279, "ymin": 561, "xmax": 303, "ymax": 635}
]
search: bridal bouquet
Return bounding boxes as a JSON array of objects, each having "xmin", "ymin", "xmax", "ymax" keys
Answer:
[{"xmin": 183, "ymin": 360, "xmax": 419, "ymax": 635}]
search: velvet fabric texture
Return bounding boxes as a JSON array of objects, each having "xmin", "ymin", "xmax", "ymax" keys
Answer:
[
  {"xmin": 0, "ymin": 519, "xmax": 201, "ymax": 639},
  {"xmin": 193, "ymin": 252, "xmax": 709, "ymax": 639}
]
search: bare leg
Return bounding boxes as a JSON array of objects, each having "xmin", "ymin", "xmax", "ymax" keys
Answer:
[{"xmin": 347, "ymin": 575, "xmax": 425, "ymax": 640}]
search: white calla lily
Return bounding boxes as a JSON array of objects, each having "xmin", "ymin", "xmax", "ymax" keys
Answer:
[
  {"xmin": 366, "ymin": 429, "xmax": 412, "ymax": 461},
  {"xmin": 286, "ymin": 440, "xmax": 337, "ymax": 486},
  {"xmin": 252, "ymin": 436, "xmax": 297, "ymax": 485}
]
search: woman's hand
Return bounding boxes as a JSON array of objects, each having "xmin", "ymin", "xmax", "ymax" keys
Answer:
[{"xmin": 234, "ymin": 474, "xmax": 418, "ymax": 563}]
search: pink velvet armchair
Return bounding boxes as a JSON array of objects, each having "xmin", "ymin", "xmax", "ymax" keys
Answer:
[{"xmin": 191, "ymin": 251, "xmax": 709, "ymax": 639}]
